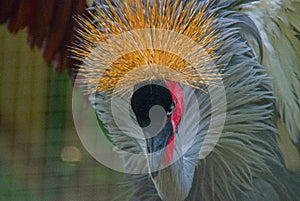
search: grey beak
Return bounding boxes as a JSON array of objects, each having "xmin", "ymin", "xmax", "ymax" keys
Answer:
[
  {"xmin": 148, "ymin": 150, "xmax": 165, "ymax": 178},
  {"xmin": 145, "ymin": 119, "xmax": 173, "ymax": 178}
]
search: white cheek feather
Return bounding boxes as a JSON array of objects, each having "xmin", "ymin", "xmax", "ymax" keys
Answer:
[{"xmin": 240, "ymin": 0, "xmax": 300, "ymax": 171}]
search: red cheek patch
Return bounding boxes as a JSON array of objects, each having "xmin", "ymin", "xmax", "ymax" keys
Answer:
[
  {"xmin": 161, "ymin": 134, "xmax": 174, "ymax": 165},
  {"xmin": 166, "ymin": 82, "xmax": 185, "ymax": 132},
  {"xmin": 161, "ymin": 82, "xmax": 184, "ymax": 165}
]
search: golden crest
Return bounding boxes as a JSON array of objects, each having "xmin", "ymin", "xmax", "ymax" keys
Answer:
[{"xmin": 72, "ymin": 0, "xmax": 222, "ymax": 95}]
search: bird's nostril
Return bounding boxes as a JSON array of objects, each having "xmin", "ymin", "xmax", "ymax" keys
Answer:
[
  {"xmin": 157, "ymin": 144, "xmax": 163, "ymax": 151},
  {"xmin": 147, "ymin": 143, "xmax": 164, "ymax": 154}
]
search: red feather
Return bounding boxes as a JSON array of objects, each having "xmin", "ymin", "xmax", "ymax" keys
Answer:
[{"xmin": 1, "ymin": 0, "xmax": 89, "ymax": 79}]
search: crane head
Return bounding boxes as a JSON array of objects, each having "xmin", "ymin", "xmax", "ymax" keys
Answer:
[
  {"xmin": 71, "ymin": 0, "xmax": 222, "ymax": 200},
  {"xmin": 131, "ymin": 80, "xmax": 196, "ymax": 200},
  {"xmin": 71, "ymin": 0, "xmax": 295, "ymax": 200}
]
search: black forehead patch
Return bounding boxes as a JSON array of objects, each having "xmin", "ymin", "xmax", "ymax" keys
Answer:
[{"xmin": 131, "ymin": 82, "xmax": 172, "ymax": 127}]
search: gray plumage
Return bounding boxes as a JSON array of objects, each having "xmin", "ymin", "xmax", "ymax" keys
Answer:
[{"xmin": 87, "ymin": 0, "xmax": 300, "ymax": 200}]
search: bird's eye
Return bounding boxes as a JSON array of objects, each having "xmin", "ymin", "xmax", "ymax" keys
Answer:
[{"xmin": 166, "ymin": 101, "xmax": 175, "ymax": 116}]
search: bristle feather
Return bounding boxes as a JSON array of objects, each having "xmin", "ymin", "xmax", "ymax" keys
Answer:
[{"xmin": 72, "ymin": 0, "xmax": 222, "ymax": 95}]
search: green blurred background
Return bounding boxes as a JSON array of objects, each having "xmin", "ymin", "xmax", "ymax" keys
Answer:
[{"xmin": 0, "ymin": 26, "xmax": 124, "ymax": 201}]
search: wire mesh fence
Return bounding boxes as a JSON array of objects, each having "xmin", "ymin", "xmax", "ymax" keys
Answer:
[{"xmin": 0, "ymin": 26, "xmax": 124, "ymax": 201}]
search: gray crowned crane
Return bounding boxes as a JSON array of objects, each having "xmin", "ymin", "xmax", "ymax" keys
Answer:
[{"xmin": 1, "ymin": 0, "xmax": 300, "ymax": 200}]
